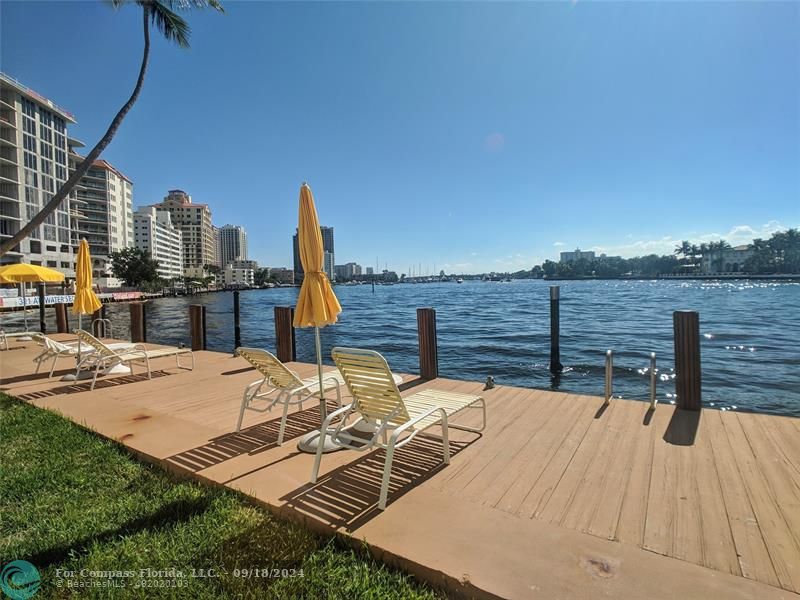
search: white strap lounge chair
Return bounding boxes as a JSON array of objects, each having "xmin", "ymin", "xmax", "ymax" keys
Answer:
[
  {"xmin": 0, "ymin": 329, "xmax": 34, "ymax": 350},
  {"xmin": 312, "ymin": 347, "xmax": 487, "ymax": 510},
  {"xmin": 235, "ymin": 347, "xmax": 342, "ymax": 445},
  {"xmin": 75, "ymin": 330, "xmax": 194, "ymax": 390},
  {"xmin": 31, "ymin": 334, "xmax": 135, "ymax": 378}
]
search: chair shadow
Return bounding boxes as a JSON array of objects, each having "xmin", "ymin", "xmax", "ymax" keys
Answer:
[
  {"xmin": 663, "ymin": 408, "xmax": 700, "ymax": 446},
  {"xmin": 0, "ymin": 366, "xmax": 80, "ymax": 385},
  {"xmin": 165, "ymin": 400, "xmax": 339, "ymax": 473},
  {"xmin": 279, "ymin": 433, "xmax": 478, "ymax": 532},
  {"xmin": 9, "ymin": 370, "xmax": 175, "ymax": 402}
]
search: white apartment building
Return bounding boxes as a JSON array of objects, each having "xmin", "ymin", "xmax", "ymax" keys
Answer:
[
  {"xmin": 156, "ymin": 189, "xmax": 217, "ymax": 271},
  {"xmin": 74, "ymin": 159, "xmax": 134, "ymax": 286},
  {"xmin": 134, "ymin": 206, "xmax": 183, "ymax": 280},
  {"xmin": 334, "ymin": 262, "xmax": 362, "ymax": 280},
  {"xmin": 223, "ymin": 265, "xmax": 254, "ymax": 287},
  {"xmin": 218, "ymin": 224, "xmax": 247, "ymax": 267},
  {"xmin": 559, "ymin": 248, "xmax": 596, "ymax": 263},
  {"xmin": 0, "ymin": 72, "xmax": 77, "ymax": 275}
]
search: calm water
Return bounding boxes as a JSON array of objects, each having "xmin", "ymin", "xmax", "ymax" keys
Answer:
[{"xmin": 10, "ymin": 280, "xmax": 800, "ymax": 416}]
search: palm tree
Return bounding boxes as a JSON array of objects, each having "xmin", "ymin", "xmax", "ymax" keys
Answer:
[
  {"xmin": 0, "ymin": 0, "xmax": 224, "ymax": 258},
  {"xmin": 674, "ymin": 241, "xmax": 692, "ymax": 263}
]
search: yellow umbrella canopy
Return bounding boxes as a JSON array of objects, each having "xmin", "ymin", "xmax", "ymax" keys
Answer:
[
  {"xmin": 73, "ymin": 239, "xmax": 102, "ymax": 316},
  {"xmin": 292, "ymin": 183, "xmax": 341, "ymax": 436},
  {"xmin": 0, "ymin": 263, "xmax": 65, "ymax": 283},
  {"xmin": 293, "ymin": 183, "xmax": 341, "ymax": 328}
]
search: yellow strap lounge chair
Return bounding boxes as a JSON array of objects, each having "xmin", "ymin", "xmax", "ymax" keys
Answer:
[
  {"xmin": 31, "ymin": 333, "xmax": 133, "ymax": 378},
  {"xmin": 312, "ymin": 347, "xmax": 487, "ymax": 510},
  {"xmin": 235, "ymin": 347, "xmax": 342, "ymax": 444},
  {"xmin": 75, "ymin": 329, "xmax": 194, "ymax": 390}
]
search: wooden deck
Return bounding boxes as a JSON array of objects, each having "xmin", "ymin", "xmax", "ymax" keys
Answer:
[{"xmin": 1, "ymin": 334, "xmax": 798, "ymax": 599}]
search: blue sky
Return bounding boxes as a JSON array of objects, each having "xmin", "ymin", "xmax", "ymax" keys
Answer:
[{"xmin": 2, "ymin": 1, "xmax": 798, "ymax": 273}]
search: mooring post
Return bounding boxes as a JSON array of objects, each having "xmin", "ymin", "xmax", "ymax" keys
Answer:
[
  {"xmin": 38, "ymin": 283, "xmax": 46, "ymax": 333},
  {"xmin": 189, "ymin": 304, "xmax": 206, "ymax": 351},
  {"xmin": 417, "ymin": 307, "xmax": 439, "ymax": 380},
  {"xmin": 233, "ymin": 290, "xmax": 242, "ymax": 351},
  {"xmin": 673, "ymin": 310, "xmax": 701, "ymax": 410},
  {"xmin": 92, "ymin": 307, "xmax": 104, "ymax": 337},
  {"xmin": 55, "ymin": 303, "xmax": 68, "ymax": 333},
  {"xmin": 549, "ymin": 286, "xmax": 563, "ymax": 374},
  {"xmin": 129, "ymin": 301, "xmax": 146, "ymax": 343},
  {"xmin": 274, "ymin": 306, "xmax": 296, "ymax": 362}
]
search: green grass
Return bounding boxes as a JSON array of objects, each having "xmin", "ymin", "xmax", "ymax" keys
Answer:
[{"xmin": 0, "ymin": 394, "xmax": 442, "ymax": 599}]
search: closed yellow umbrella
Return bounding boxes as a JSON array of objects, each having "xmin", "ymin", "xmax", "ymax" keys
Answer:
[
  {"xmin": 73, "ymin": 239, "xmax": 102, "ymax": 318},
  {"xmin": 0, "ymin": 263, "xmax": 64, "ymax": 334},
  {"xmin": 293, "ymin": 183, "xmax": 342, "ymax": 453}
]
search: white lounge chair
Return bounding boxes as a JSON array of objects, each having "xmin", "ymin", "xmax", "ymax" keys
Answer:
[
  {"xmin": 312, "ymin": 347, "xmax": 487, "ymax": 510},
  {"xmin": 31, "ymin": 334, "xmax": 134, "ymax": 378},
  {"xmin": 0, "ymin": 329, "xmax": 34, "ymax": 350},
  {"xmin": 235, "ymin": 347, "xmax": 342, "ymax": 445},
  {"xmin": 75, "ymin": 329, "xmax": 194, "ymax": 390}
]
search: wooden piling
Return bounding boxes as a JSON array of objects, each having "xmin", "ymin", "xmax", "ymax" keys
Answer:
[
  {"xmin": 549, "ymin": 286, "xmax": 563, "ymax": 374},
  {"xmin": 673, "ymin": 310, "xmax": 701, "ymax": 411},
  {"xmin": 190, "ymin": 305, "xmax": 206, "ymax": 351},
  {"xmin": 38, "ymin": 283, "xmax": 46, "ymax": 333},
  {"xmin": 130, "ymin": 302, "xmax": 146, "ymax": 343},
  {"xmin": 417, "ymin": 307, "xmax": 439, "ymax": 380},
  {"xmin": 55, "ymin": 303, "xmax": 69, "ymax": 333},
  {"xmin": 274, "ymin": 306, "xmax": 296, "ymax": 362},
  {"xmin": 233, "ymin": 290, "xmax": 242, "ymax": 351}
]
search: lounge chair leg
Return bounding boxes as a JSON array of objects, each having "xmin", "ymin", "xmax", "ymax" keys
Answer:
[
  {"xmin": 311, "ymin": 427, "xmax": 326, "ymax": 484},
  {"xmin": 379, "ymin": 444, "xmax": 397, "ymax": 510},
  {"xmin": 49, "ymin": 356, "xmax": 58, "ymax": 378},
  {"xmin": 91, "ymin": 365, "xmax": 100, "ymax": 391},
  {"xmin": 277, "ymin": 399, "xmax": 291, "ymax": 445},
  {"xmin": 236, "ymin": 391, "xmax": 249, "ymax": 432}
]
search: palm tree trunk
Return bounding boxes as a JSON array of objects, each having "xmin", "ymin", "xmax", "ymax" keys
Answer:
[{"xmin": 0, "ymin": 5, "xmax": 151, "ymax": 258}]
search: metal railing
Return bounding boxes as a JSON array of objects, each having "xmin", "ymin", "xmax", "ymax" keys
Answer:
[{"xmin": 604, "ymin": 349, "xmax": 658, "ymax": 409}]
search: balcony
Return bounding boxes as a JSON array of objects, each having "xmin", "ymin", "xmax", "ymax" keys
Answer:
[
  {"xmin": 0, "ymin": 182, "xmax": 19, "ymax": 201},
  {"xmin": 0, "ymin": 166, "xmax": 19, "ymax": 184},
  {"xmin": 0, "ymin": 128, "xmax": 16, "ymax": 146},
  {"xmin": 0, "ymin": 146, "xmax": 18, "ymax": 165}
]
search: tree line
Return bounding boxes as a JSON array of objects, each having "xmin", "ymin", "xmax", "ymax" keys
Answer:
[{"xmin": 512, "ymin": 228, "xmax": 800, "ymax": 279}]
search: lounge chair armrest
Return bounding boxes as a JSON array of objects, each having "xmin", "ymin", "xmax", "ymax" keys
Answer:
[
  {"xmin": 319, "ymin": 403, "xmax": 354, "ymax": 431},
  {"xmin": 390, "ymin": 405, "xmax": 447, "ymax": 443}
]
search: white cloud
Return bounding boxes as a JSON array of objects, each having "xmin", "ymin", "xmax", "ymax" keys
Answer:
[{"xmin": 553, "ymin": 241, "xmax": 565, "ymax": 247}]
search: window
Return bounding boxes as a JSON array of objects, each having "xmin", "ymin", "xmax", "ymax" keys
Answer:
[
  {"xmin": 46, "ymin": 260, "xmax": 57, "ymax": 267},
  {"xmin": 23, "ymin": 152, "xmax": 36, "ymax": 170},
  {"xmin": 22, "ymin": 98, "xmax": 36, "ymax": 117},
  {"xmin": 39, "ymin": 108, "xmax": 52, "ymax": 127},
  {"xmin": 29, "ymin": 240, "xmax": 41, "ymax": 254}
]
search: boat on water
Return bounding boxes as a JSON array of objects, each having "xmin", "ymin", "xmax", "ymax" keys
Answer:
[{"xmin": 456, "ymin": 278, "xmax": 464, "ymax": 284}]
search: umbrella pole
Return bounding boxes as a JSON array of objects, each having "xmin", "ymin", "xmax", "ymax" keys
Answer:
[
  {"xmin": 20, "ymin": 282, "xmax": 28, "ymax": 332},
  {"xmin": 315, "ymin": 326, "xmax": 326, "ymax": 419}
]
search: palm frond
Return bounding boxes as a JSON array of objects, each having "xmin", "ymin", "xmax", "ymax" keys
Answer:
[{"xmin": 150, "ymin": 1, "xmax": 191, "ymax": 48}]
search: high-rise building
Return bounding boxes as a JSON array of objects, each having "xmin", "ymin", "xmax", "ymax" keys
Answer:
[
  {"xmin": 293, "ymin": 225, "xmax": 334, "ymax": 281},
  {"xmin": 323, "ymin": 251, "xmax": 334, "ymax": 281},
  {"xmin": 218, "ymin": 224, "xmax": 247, "ymax": 267},
  {"xmin": 73, "ymin": 159, "xmax": 134, "ymax": 284},
  {"xmin": 366, "ymin": 267, "xmax": 374, "ymax": 275},
  {"xmin": 0, "ymin": 72, "xmax": 77, "ymax": 275},
  {"xmin": 155, "ymin": 189, "xmax": 216, "ymax": 271},
  {"xmin": 133, "ymin": 206, "xmax": 183, "ymax": 280}
]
